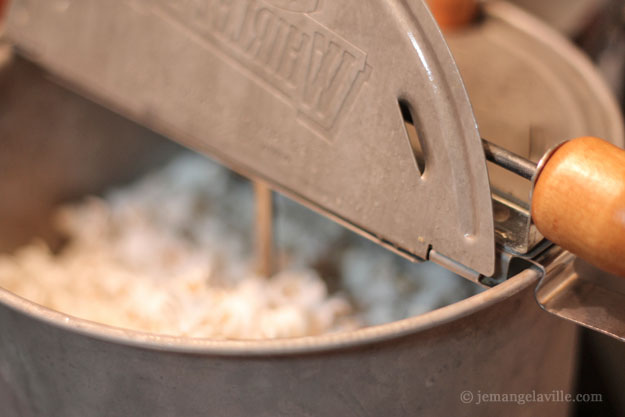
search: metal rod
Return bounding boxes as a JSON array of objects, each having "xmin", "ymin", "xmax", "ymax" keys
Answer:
[
  {"xmin": 254, "ymin": 180, "xmax": 274, "ymax": 277},
  {"xmin": 482, "ymin": 138, "xmax": 537, "ymax": 180}
]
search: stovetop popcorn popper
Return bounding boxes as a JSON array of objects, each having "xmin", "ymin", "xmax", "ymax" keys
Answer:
[{"xmin": 0, "ymin": 0, "xmax": 624, "ymax": 415}]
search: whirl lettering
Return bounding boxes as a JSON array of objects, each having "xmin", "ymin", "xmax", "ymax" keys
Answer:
[{"xmin": 156, "ymin": 0, "xmax": 369, "ymax": 131}]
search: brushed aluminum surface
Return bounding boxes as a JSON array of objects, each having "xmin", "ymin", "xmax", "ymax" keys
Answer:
[
  {"xmin": 0, "ymin": 24, "xmax": 581, "ymax": 417},
  {"xmin": 5, "ymin": 0, "xmax": 496, "ymax": 276}
]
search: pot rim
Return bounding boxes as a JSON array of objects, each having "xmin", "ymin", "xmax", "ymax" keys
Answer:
[{"xmin": 0, "ymin": 268, "xmax": 539, "ymax": 356}]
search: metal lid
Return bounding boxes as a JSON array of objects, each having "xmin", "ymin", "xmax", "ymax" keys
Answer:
[{"xmin": 5, "ymin": 0, "xmax": 497, "ymax": 275}]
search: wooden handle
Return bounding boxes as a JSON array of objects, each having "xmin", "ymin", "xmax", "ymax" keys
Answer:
[
  {"xmin": 426, "ymin": 0, "xmax": 478, "ymax": 30},
  {"xmin": 532, "ymin": 137, "xmax": 625, "ymax": 277},
  {"xmin": 0, "ymin": 1, "xmax": 7, "ymax": 22}
]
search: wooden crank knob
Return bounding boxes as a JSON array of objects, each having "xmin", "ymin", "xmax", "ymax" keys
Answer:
[
  {"xmin": 0, "ymin": 0, "xmax": 8, "ymax": 23},
  {"xmin": 531, "ymin": 137, "xmax": 625, "ymax": 277},
  {"xmin": 426, "ymin": 0, "xmax": 478, "ymax": 30}
]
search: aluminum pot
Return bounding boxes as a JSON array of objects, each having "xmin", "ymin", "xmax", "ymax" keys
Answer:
[
  {"xmin": 0, "ymin": 55, "xmax": 577, "ymax": 417},
  {"xmin": 0, "ymin": 3, "xmax": 622, "ymax": 416},
  {"xmin": 0, "ymin": 269, "xmax": 576, "ymax": 417}
]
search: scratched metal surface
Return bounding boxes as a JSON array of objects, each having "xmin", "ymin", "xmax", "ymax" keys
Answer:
[{"xmin": 5, "ymin": 0, "xmax": 496, "ymax": 276}]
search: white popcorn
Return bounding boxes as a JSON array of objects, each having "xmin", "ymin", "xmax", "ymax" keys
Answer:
[{"xmin": 0, "ymin": 153, "xmax": 479, "ymax": 339}]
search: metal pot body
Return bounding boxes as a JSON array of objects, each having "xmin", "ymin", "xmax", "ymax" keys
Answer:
[
  {"xmin": 0, "ymin": 53, "xmax": 580, "ymax": 417},
  {"xmin": 0, "ymin": 271, "xmax": 577, "ymax": 417}
]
